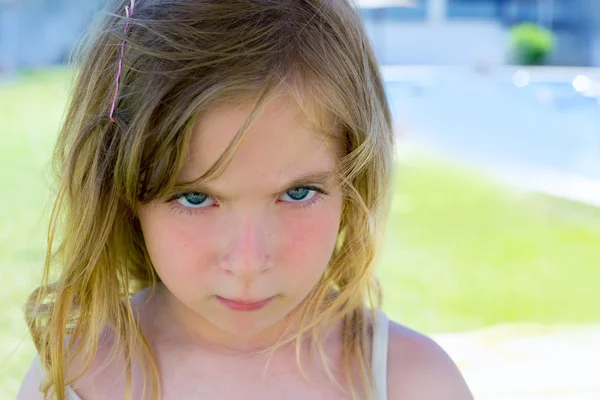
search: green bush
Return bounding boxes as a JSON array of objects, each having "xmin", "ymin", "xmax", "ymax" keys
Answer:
[{"xmin": 509, "ymin": 23, "xmax": 555, "ymax": 65}]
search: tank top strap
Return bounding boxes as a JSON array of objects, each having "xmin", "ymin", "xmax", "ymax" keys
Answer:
[
  {"xmin": 371, "ymin": 308, "xmax": 389, "ymax": 400},
  {"xmin": 34, "ymin": 354, "xmax": 83, "ymax": 400}
]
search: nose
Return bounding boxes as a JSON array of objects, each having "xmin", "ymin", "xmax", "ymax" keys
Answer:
[{"xmin": 219, "ymin": 213, "xmax": 271, "ymax": 280}]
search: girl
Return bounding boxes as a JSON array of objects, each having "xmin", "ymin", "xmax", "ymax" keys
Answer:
[{"xmin": 18, "ymin": 0, "xmax": 472, "ymax": 399}]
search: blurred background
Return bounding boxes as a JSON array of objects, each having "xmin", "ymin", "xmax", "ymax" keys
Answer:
[{"xmin": 1, "ymin": 0, "xmax": 599, "ymax": 398}]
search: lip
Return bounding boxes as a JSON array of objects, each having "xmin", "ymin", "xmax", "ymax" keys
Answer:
[{"xmin": 216, "ymin": 296, "xmax": 274, "ymax": 312}]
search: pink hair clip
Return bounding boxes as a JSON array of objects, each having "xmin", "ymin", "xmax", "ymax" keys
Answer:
[{"xmin": 110, "ymin": 0, "xmax": 136, "ymax": 123}]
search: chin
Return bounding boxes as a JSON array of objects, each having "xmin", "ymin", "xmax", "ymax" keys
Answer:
[{"xmin": 214, "ymin": 312, "xmax": 284, "ymax": 340}]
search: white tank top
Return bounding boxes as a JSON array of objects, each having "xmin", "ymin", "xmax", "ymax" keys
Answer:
[
  {"xmin": 372, "ymin": 308, "xmax": 390, "ymax": 400},
  {"xmin": 35, "ymin": 309, "xmax": 390, "ymax": 400}
]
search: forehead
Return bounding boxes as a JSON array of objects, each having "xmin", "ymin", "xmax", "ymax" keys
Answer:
[{"xmin": 179, "ymin": 94, "xmax": 341, "ymax": 190}]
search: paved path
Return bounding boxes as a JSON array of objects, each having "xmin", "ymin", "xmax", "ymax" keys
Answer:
[
  {"xmin": 383, "ymin": 65, "xmax": 600, "ymax": 183},
  {"xmin": 433, "ymin": 324, "xmax": 600, "ymax": 399}
]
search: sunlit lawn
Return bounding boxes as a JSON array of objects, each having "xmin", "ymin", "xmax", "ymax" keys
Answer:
[
  {"xmin": 1, "ymin": 69, "xmax": 599, "ymax": 398},
  {"xmin": 380, "ymin": 155, "xmax": 600, "ymax": 332}
]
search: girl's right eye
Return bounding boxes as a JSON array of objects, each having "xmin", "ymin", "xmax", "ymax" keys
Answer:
[{"xmin": 175, "ymin": 192, "xmax": 217, "ymax": 209}]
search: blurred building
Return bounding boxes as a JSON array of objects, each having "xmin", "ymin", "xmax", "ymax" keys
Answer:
[
  {"xmin": 0, "ymin": 0, "xmax": 105, "ymax": 76},
  {"xmin": 360, "ymin": 0, "xmax": 600, "ymax": 66},
  {"xmin": 1, "ymin": 0, "xmax": 600, "ymax": 74}
]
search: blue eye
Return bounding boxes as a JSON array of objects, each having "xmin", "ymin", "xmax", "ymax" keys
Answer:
[
  {"xmin": 280, "ymin": 187, "xmax": 319, "ymax": 203},
  {"xmin": 175, "ymin": 193, "xmax": 216, "ymax": 209}
]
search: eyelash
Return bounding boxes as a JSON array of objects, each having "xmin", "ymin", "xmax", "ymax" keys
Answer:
[{"xmin": 167, "ymin": 186, "xmax": 327, "ymax": 216}]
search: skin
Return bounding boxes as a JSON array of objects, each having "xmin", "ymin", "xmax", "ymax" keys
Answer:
[{"xmin": 18, "ymin": 93, "xmax": 473, "ymax": 399}]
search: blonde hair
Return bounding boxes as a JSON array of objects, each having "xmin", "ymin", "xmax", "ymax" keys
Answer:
[{"xmin": 25, "ymin": 0, "xmax": 395, "ymax": 399}]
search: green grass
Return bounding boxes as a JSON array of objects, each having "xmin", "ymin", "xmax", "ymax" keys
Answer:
[
  {"xmin": 1, "ymin": 68, "xmax": 599, "ymax": 398},
  {"xmin": 379, "ymin": 156, "xmax": 600, "ymax": 332},
  {"xmin": 0, "ymin": 68, "xmax": 74, "ymax": 398}
]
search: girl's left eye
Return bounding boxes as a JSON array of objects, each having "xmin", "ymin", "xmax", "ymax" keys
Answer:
[{"xmin": 280, "ymin": 187, "xmax": 321, "ymax": 203}]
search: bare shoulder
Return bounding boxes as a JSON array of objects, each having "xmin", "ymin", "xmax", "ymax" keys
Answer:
[
  {"xmin": 17, "ymin": 333, "xmax": 126, "ymax": 400},
  {"xmin": 386, "ymin": 319, "xmax": 473, "ymax": 400},
  {"xmin": 17, "ymin": 292, "xmax": 154, "ymax": 400},
  {"xmin": 16, "ymin": 357, "xmax": 45, "ymax": 400}
]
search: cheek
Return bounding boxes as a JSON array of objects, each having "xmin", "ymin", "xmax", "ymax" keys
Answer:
[
  {"xmin": 278, "ymin": 198, "xmax": 342, "ymax": 276},
  {"xmin": 138, "ymin": 206, "xmax": 216, "ymax": 284}
]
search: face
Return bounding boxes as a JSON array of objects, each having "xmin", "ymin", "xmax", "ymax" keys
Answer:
[{"xmin": 137, "ymin": 94, "xmax": 343, "ymax": 345}]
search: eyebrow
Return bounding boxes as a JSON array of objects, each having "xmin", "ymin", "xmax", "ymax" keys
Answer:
[
  {"xmin": 283, "ymin": 170, "xmax": 337, "ymax": 191},
  {"xmin": 176, "ymin": 170, "xmax": 338, "ymax": 200}
]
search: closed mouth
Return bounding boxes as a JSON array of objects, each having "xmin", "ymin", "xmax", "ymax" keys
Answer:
[{"xmin": 216, "ymin": 295, "xmax": 274, "ymax": 311}]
